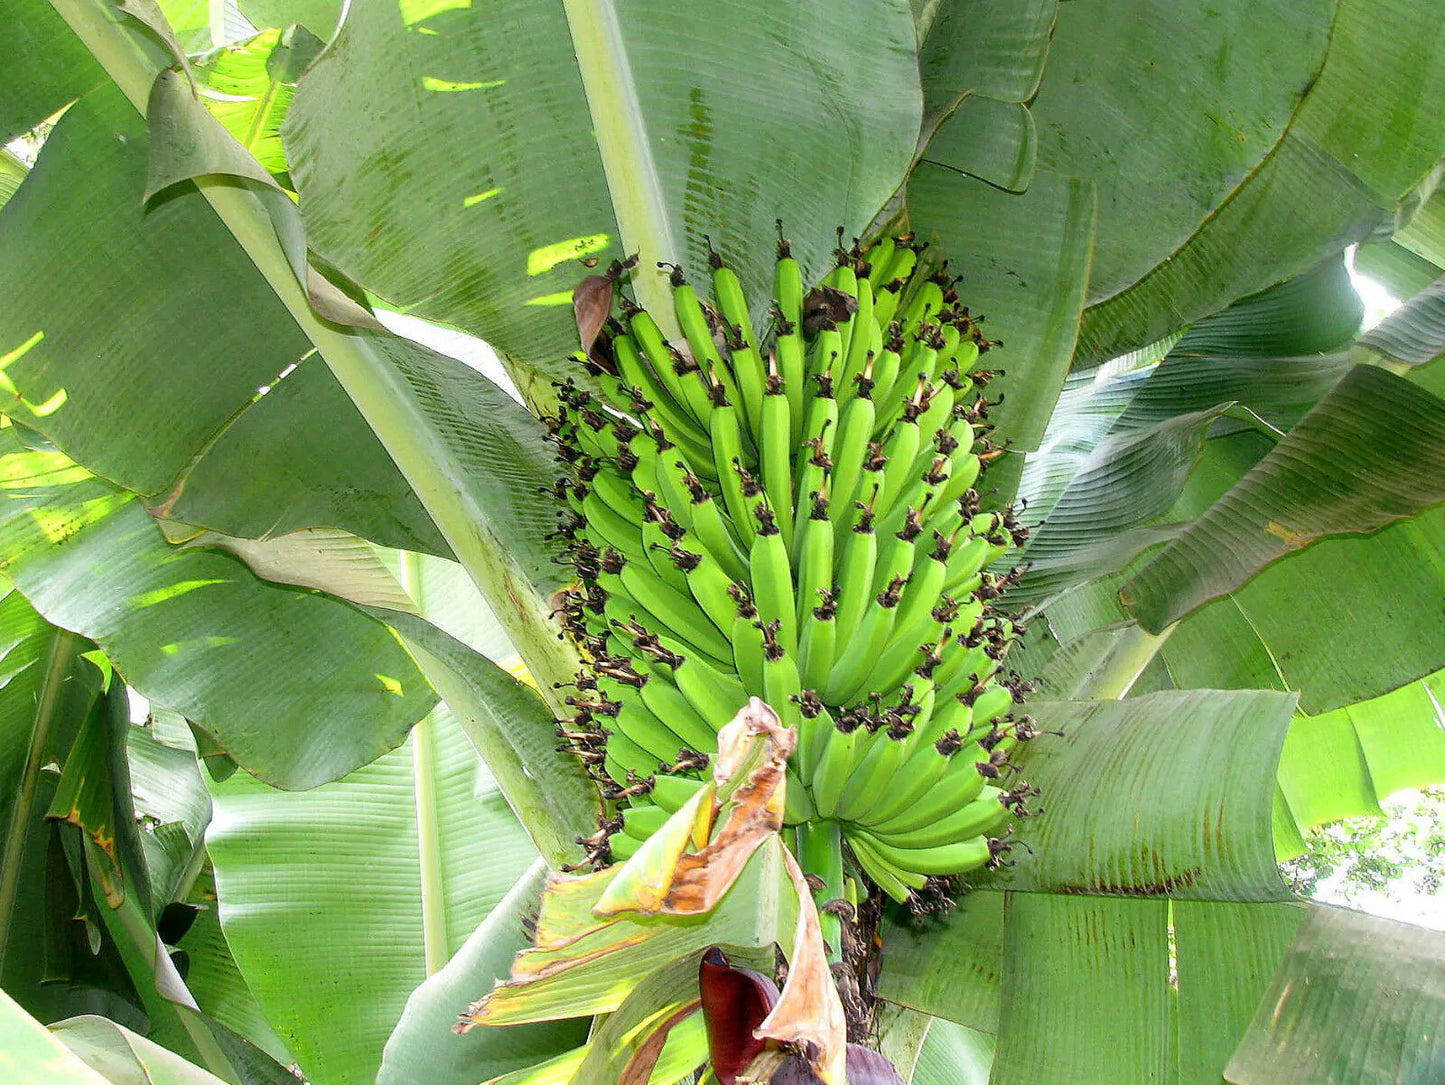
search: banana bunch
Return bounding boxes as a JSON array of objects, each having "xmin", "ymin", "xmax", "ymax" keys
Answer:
[{"xmin": 547, "ymin": 230, "xmax": 1039, "ymax": 906}]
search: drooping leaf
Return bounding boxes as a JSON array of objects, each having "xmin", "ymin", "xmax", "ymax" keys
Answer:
[
  {"xmin": 181, "ymin": 528, "xmax": 414, "ymax": 614},
  {"xmin": 1123, "ymin": 365, "xmax": 1445, "ymax": 631},
  {"xmin": 160, "ymin": 357, "xmax": 452, "ymax": 561},
  {"xmin": 381, "ymin": 611, "xmax": 599, "ymax": 869},
  {"xmin": 923, "ymin": 96, "xmax": 1037, "ymax": 193},
  {"xmin": 1356, "ymin": 274, "xmax": 1445, "ymax": 365},
  {"xmin": 0, "ymin": 84, "xmax": 448, "ymax": 558},
  {"xmin": 0, "ymin": 435, "xmax": 433, "ymax": 789},
  {"xmin": 980, "ymin": 690, "xmax": 1297, "ymax": 901},
  {"xmin": 1153, "ymin": 433, "xmax": 1445, "ymax": 712},
  {"xmin": 1008, "ymin": 407, "xmax": 1225, "ymax": 608},
  {"xmin": 1010, "ymin": 256, "xmax": 1362, "ymax": 607},
  {"xmin": 1225, "ymin": 906, "xmax": 1445, "ymax": 1084},
  {"xmin": 1273, "ymin": 670, "xmax": 1445, "ymax": 855},
  {"xmin": 375, "ymin": 549, "xmax": 516, "ymax": 665},
  {"xmin": 1075, "ymin": 0, "xmax": 1445, "ymax": 362},
  {"xmin": 916, "ymin": 1, "xmax": 1057, "ymax": 129}
]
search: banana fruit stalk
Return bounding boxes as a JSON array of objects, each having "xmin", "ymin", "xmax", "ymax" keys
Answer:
[{"xmin": 548, "ymin": 232, "xmax": 1040, "ymax": 907}]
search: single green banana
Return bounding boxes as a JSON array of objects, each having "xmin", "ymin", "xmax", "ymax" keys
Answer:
[
  {"xmin": 627, "ymin": 307, "xmax": 702, "ymax": 425},
  {"xmin": 809, "ymin": 712, "xmax": 866, "ymax": 819},
  {"xmin": 852, "ymin": 831, "xmax": 993, "ymax": 878},
  {"xmin": 609, "ymin": 831, "xmax": 641, "ymax": 861},
  {"xmin": 730, "ymin": 586, "xmax": 767, "ymax": 695},
  {"xmin": 868, "ymin": 789, "xmax": 1009, "ymax": 849},
  {"xmin": 621, "ymin": 803, "xmax": 670, "ymax": 842},
  {"xmin": 759, "ymin": 369, "xmax": 796, "ymax": 549},
  {"xmin": 637, "ymin": 675, "xmax": 721, "ymax": 755},
  {"xmin": 708, "ymin": 384, "xmax": 756, "ymax": 545},
  {"xmin": 796, "ymin": 820, "xmax": 846, "ymax": 961},
  {"xmin": 793, "ymin": 494, "xmax": 835, "ymax": 625},
  {"xmin": 774, "ymin": 227, "xmax": 804, "ymax": 328},
  {"xmin": 603, "ymin": 729, "xmax": 663, "ymax": 784},
  {"xmin": 618, "ymin": 561, "xmax": 735, "ymax": 662},
  {"xmin": 845, "ymin": 831, "xmax": 926, "ymax": 903},
  {"xmin": 798, "ymin": 591, "xmax": 838, "ymax": 694},
  {"xmin": 832, "ymin": 511, "xmax": 879, "ymax": 639},
  {"xmin": 650, "ymin": 772, "xmax": 707, "ymax": 813},
  {"xmin": 683, "ymin": 475, "xmax": 750, "ymax": 582},
  {"xmin": 613, "ymin": 695, "xmax": 693, "ymax": 764},
  {"xmin": 749, "ymin": 509, "xmax": 798, "ymax": 658},
  {"xmin": 828, "ymin": 388, "xmax": 877, "ymax": 539}
]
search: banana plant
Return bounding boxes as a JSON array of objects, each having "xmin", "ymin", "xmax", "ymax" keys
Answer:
[{"xmin": 3, "ymin": 0, "xmax": 1445, "ymax": 1083}]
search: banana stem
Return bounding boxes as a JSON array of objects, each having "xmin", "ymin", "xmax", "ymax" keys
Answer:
[
  {"xmin": 795, "ymin": 821, "xmax": 844, "ymax": 963},
  {"xmin": 1081, "ymin": 621, "xmax": 1177, "ymax": 700},
  {"xmin": 560, "ymin": 0, "xmax": 683, "ymax": 334},
  {"xmin": 400, "ymin": 552, "xmax": 448, "ymax": 976}
]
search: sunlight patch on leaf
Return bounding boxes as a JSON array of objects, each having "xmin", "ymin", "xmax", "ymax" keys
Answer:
[
  {"xmin": 0, "ymin": 330, "xmax": 43, "ymax": 369},
  {"xmin": 23, "ymin": 389, "xmax": 66, "ymax": 417},
  {"xmin": 128, "ymin": 579, "xmax": 231, "ymax": 609},
  {"xmin": 26, "ymin": 495, "xmax": 126, "ymax": 544},
  {"xmin": 464, "ymin": 187, "xmax": 504, "ymax": 208},
  {"xmin": 526, "ymin": 234, "xmax": 611, "ymax": 276},
  {"xmin": 525, "ymin": 292, "xmax": 575, "ymax": 307},
  {"xmin": 0, "ymin": 451, "xmax": 90, "ymax": 488},
  {"xmin": 422, "ymin": 77, "xmax": 505, "ymax": 93},
  {"xmin": 400, "ymin": 0, "xmax": 473, "ymax": 23}
]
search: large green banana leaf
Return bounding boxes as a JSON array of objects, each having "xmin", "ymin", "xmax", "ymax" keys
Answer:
[
  {"xmin": 0, "ymin": 432, "xmax": 431, "ymax": 790},
  {"xmin": 205, "ymin": 703, "xmax": 538, "ymax": 1085}
]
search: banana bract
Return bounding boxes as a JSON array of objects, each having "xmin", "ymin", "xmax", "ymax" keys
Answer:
[{"xmin": 547, "ymin": 232, "xmax": 1040, "ymax": 908}]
